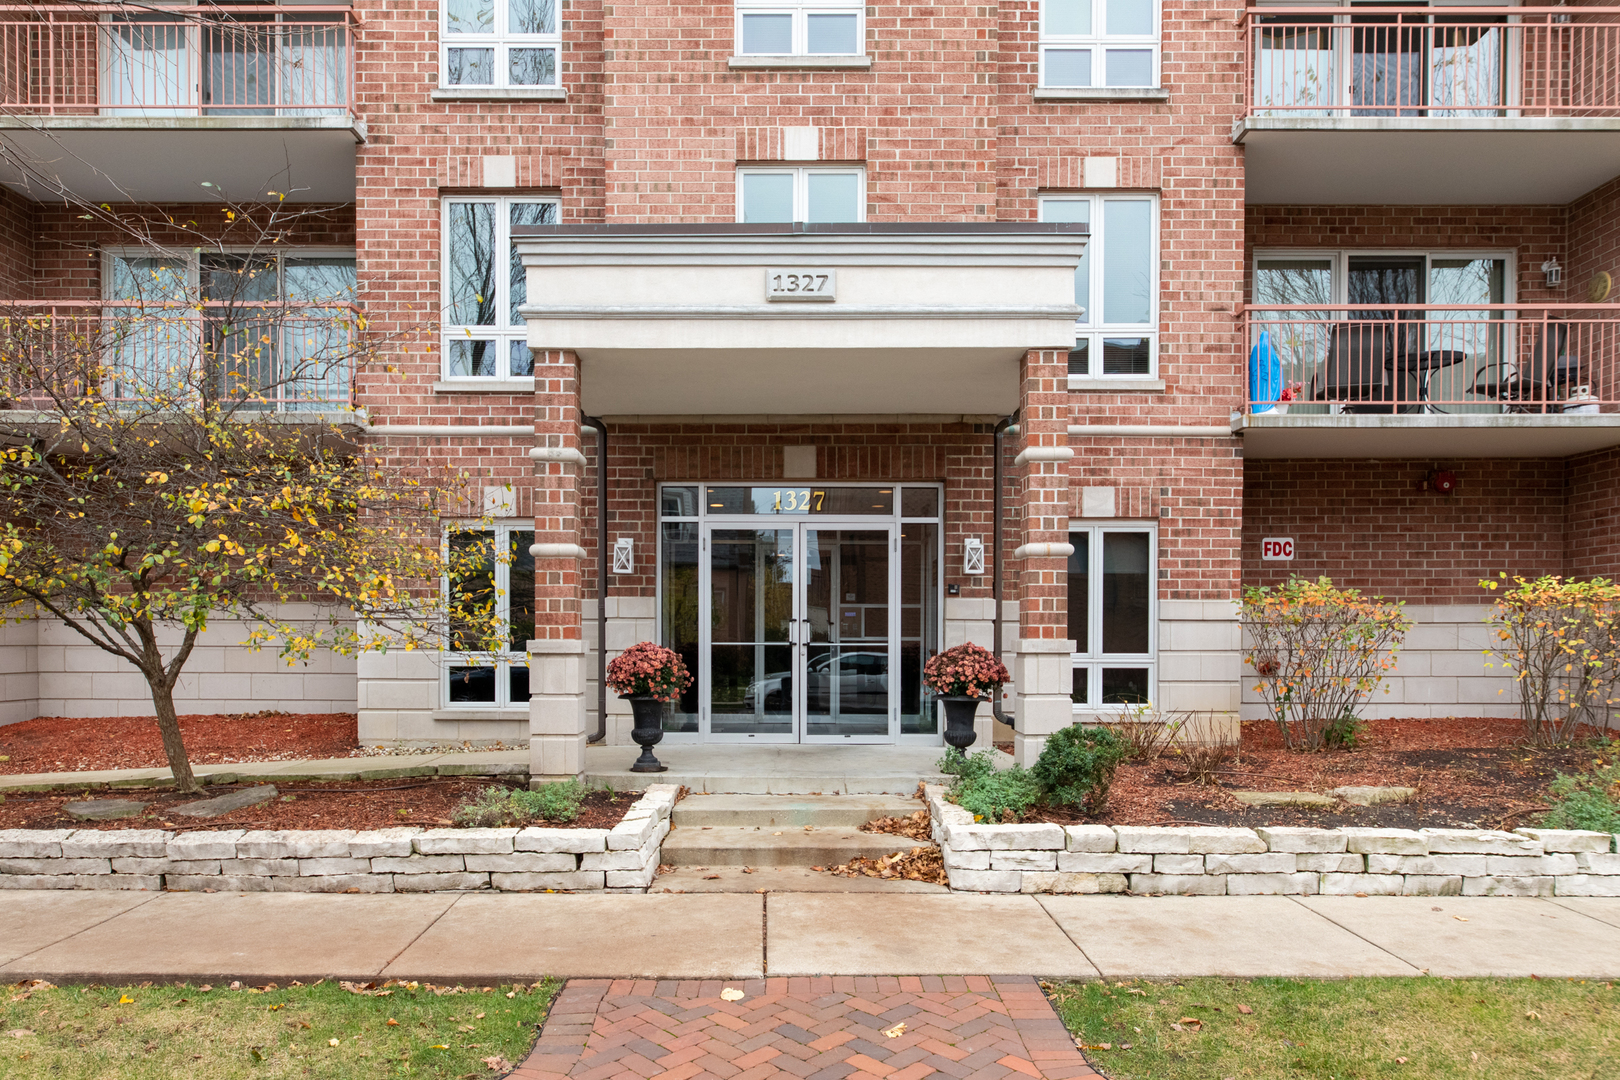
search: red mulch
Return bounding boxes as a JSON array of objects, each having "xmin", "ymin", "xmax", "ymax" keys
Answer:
[
  {"xmin": 0, "ymin": 712, "xmax": 359, "ymax": 774},
  {"xmin": 0, "ymin": 780, "xmax": 635, "ymax": 832}
]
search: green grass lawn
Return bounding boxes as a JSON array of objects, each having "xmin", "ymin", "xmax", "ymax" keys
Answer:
[
  {"xmin": 0, "ymin": 977, "xmax": 560, "ymax": 1079},
  {"xmin": 1047, "ymin": 976, "xmax": 1620, "ymax": 1080}
]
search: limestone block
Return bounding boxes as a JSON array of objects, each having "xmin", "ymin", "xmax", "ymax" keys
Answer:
[
  {"xmin": 112, "ymin": 858, "xmax": 219, "ymax": 875},
  {"xmin": 1574, "ymin": 852, "xmax": 1620, "ymax": 875},
  {"xmin": 0, "ymin": 858, "xmax": 110, "ymax": 875},
  {"xmin": 1187, "ymin": 828, "xmax": 1267, "ymax": 854},
  {"xmin": 1420, "ymin": 829, "xmax": 1541, "ymax": 855},
  {"xmin": 1226, "ymin": 873, "xmax": 1318, "ymax": 896},
  {"xmin": 1059, "ymin": 852, "xmax": 1153, "ymax": 874},
  {"xmin": 298, "ymin": 858, "xmax": 375, "ymax": 877},
  {"xmin": 1463, "ymin": 875, "xmax": 1553, "ymax": 897},
  {"xmin": 1401, "ymin": 876, "xmax": 1463, "ymax": 896},
  {"xmin": 1555, "ymin": 875, "xmax": 1620, "ymax": 897},
  {"xmin": 0, "ymin": 875, "xmax": 75, "ymax": 889},
  {"xmin": 0, "ymin": 829, "xmax": 74, "ymax": 858},
  {"xmin": 167, "ymin": 831, "xmax": 246, "ymax": 861},
  {"xmin": 70, "ymin": 874, "xmax": 162, "ymax": 890},
  {"xmin": 1343, "ymin": 829, "xmax": 1427, "ymax": 855},
  {"xmin": 348, "ymin": 829, "xmax": 421, "ymax": 858},
  {"xmin": 1065, "ymin": 825, "xmax": 1117, "ymax": 853},
  {"xmin": 607, "ymin": 815, "xmax": 659, "ymax": 850},
  {"xmin": 516, "ymin": 828, "xmax": 608, "ymax": 854},
  {"xmin": 946, "ymin": 868, "xmax": 1022, "ymax": 893},
  {"xmin": 1486, "ymin": 854, "xmax": 1577, "ymax": 876},
  {"xmin": 1115, "ymin": 827, "xmax": 1192, "ymax": 854},
  {"xmin": 163, "ymin": 874, "xmax": 276, "ymax": 892},
  {"xmin": 1204, "ymin": 852, "xmax": 1296, "ymax": 876},
  {"xmin": 991, "ymin": 850, "xmax": 1058, "ymax": 871},
  {"xmin": 392, "ymin": 872, "xmax": 490, "ymax": 892},
  {"xmin": 236, "ymin": 830, "xmax": 356, "ymax": 860},
  {"xmin": 274, "ymin": 874, "xmax": 394, "ymax": 894},
  {"xmin": 60, "ymin": 830, "xmax": 170, "ymax": 859},
  {"xmin": 581, "ymin": 844, "xmax": 657, "ymax": 872},
  {"xmin": 1129, "ymin": 874, "xmax": 1227, "ymax": 896},
  {"xmin": 223, "ymin": 858, "xmax": 300, "ymax": 876},
  {"xmin": 944, "ymin": 849, "xmax": 990, "ymax": 870},
  {"xmin": 606, "ymin": 863, "xmax": 658, "ymax": 889},
  {"xmin": 1514, "ymin": 828, "xmax": 1613, "ymax": 853},
  {"xmin": 1319, "ymin": 873, "xmax": 1404, "ymax": 896},
  {"xmin": 1297, "ymin": 853, "xmax": 1364, "ymax": 874},
  {"xmin": 1367, "ymin": 854, "xmax": 1489, "ymax": 876},
  {"xmin": 1153, "ymin": 854, "xmax": 1206, "ymax": 875},
  {"xmin": 491, "ymin": 871, "xmax": 606, "ymax": 892},
  {"xmin": 1020, "ymin": 872, "xmax": 1128, "ymax": 894},
  {"xmin": 414, "ymin": 828, "xmax": 515, "ymax": 856},
  {"xmin": 465, "ymin": 852, "xmax": 578, "ymax": 873},
  {"xmin": 371, "ymin": 854, "xmax": 466, "ymax": 874},
  {"xmin": 1258, "ymin": 827, "xmax": 1348, "ymax": 854}
]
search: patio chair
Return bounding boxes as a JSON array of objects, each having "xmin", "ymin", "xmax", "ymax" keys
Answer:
[
  {"xmin": 1472, "ymin": 321, "xmax": 1578, "ymax": 413},
  {"xmin": 1314, "ymin": 322, "xmax": 1395, "ymax": 412}
]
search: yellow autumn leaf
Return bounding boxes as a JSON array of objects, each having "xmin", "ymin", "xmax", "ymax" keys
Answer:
[
  {"xmin": 117, "ymin": 995, "xmax": 134, "ymax": 1005},
  {"xmin": 719, "ymin": 988, "xmax": 745, "ymax": 1002},
  {"xmin": 883, "ymin": 1023, "xmax": 906, "ymax": 1038}
]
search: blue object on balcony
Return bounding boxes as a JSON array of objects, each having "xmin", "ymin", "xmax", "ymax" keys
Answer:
[{"xmin": 1248, "ymin": 328, "xmax": 1282, "ymax": 412}]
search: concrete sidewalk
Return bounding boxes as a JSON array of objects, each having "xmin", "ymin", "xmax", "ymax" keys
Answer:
[{"xmin": 6, "ymin": 891, "xmax": 1620, "ymax": 982}]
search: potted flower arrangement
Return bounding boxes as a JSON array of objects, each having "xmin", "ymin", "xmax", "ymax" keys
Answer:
[
  {"xmin": 605, "ymin": 641, "xmax": 693, "ymax": 773},
  {"xmin": 1273, "ymin": 381, "xmax": 1303, "ymax": 415},
  {"xmin": 923, "ymin": 642, "xmax": 1009, "ymax": 752}
]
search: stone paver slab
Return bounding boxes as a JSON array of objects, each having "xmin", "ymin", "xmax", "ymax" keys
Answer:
[
  {"xmin": 0, "ymin": 890, "xmax": 158, "ymax": 966},
  {"xmin": 1037, "ymin": 894, "xmax": 1418, "ymax": 978},
  {"xmin": 766, "ymin": 894, "xmax": 1097, "ymax": 977},
  {"xmin": 383, "ymin": 894, "xmax": 765, "ymax": 980},
  {"xmin": 1546, "ymin": 896, "xmax": 1620, "ymax": 929},
  {"xmin": 1297, "ymin": 895, "xmax": 1620, "ymax": 977}
]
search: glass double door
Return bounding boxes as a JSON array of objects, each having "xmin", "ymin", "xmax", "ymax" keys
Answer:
[{"xmin": 706, "ymin": 522, "xmax": 894, "ymax": 742}]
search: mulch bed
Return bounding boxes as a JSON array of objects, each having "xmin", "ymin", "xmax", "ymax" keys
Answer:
[
  {"xmin": 0, "ymin": 780, "xmax": 636, "ymax": 832},
  {"xmin": 0, "ymin": 712, "xmax": 361, "ymax": 774}
]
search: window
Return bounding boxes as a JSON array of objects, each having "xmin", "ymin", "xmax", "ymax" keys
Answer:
[
  {"xmin": 444, "ymin": 524, "xmax": 535, "ymax": 708},
  {"xmin": 737, "ymin": 168, "xmax": 864, "ymax": 224},
  {"xmin": 1067, "ymin": 526, "xmax": 1156, "ymax": 708},
  {"xmin": 735, "ymin": 0, "xmax": 862, "ymax": 55},
  {"xmin": 441, "ymin": 0, "xmax": 559, "ymax": 88},
  {"xmin": 1039, "ymin": 0, "xmax": 1159, "ymax": 88},
  {"xmin": 1039, "ymin": 194, "xmax": 1158, "ymax": 379},
  {"xmin": 442, "ymin": 197, "xmax": 558, "ymax": 379}
]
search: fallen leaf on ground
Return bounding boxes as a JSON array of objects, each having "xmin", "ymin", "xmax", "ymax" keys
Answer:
[
  {"xmin": 1236, "ymin": 1004, "xmax": 1253, "ymax": 1015},
  {"xmin": 482, "ymin": 1055, "xmax": 512, "ymax": 1070},
  {"xmin": 883, "ymin": 1023, "xmax": 906, "ymax": 1038},
  {"xmin": 862, "ymin": 810, "xmax": 932, "ymax": 841},
  {"xmin": 825, "ymin": 846, "xmax": 946, "ymax": 885},
  {"xmin": 1454, "ymin": 916, "xmax": 1470, "ymax": 922},
  {"xmin": 1526, "ymin": 1010, "xmax": 1541, "ymax": 1020},
  {"xmin": 720, "ymin": 988, "xmax": 745, "ymax": 1001},
  {"xmin": 5, "ymin": 1030, "xmax": 33, "ymax": 1038},
  {"xmin": 387, "ymin": 1019, "xmax": 399, "ymax": 1026},
  {"xmin": 1396, "ymin": 1057, "xmax": 1408, "ymax": 1064},
  {"xmin": 328, "ymin": 1039, "xmax": 340, "ymax": 1047},
  {"xmin": 703, "ymin": 875, "xmax": 720, "ymax": 880},
  {"xmin": 1177, "ymin": 1017, "xmax": 1203, "ymax": 1030},
  {"xmin": 117, "ymin": 995, "xmax": 134, "ymax": 1005},
  {"xmin": 431, "ymin": 1044, "xmax": 450, "ymax": 1050}
]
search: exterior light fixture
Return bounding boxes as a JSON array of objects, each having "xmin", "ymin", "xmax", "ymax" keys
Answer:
[
  {"xmin": 1542, "ymin": 257, "xmax": 1563, "ymax": 287},
  {"xmin": 612, "ymin": 537, "xmax": 634, "ymax": 574},
  {"xmin": 963, "ymin": 537, "xmax": 985, "ymax": 576}
]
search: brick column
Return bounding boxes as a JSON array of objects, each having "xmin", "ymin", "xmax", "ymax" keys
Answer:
[
  {"xmin": 1012, "ymin": 348, "xmax": 1076, "ymax": 767},
  {"xmin": 528, "ymin": 349, "xmax": 589, "ymax": 782}
]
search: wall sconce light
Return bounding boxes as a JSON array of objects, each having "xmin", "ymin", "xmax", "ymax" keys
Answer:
[
  {"xmin": 963, "ymin": 538, "xmax": 985, "ymax": 576},
  {"xmin": 1542, "ymin": 257, "xmax": 1563, "ymax": 288},
  {"xmin": 612, "ymin": 537, "xmax": 634, "ymax": 574}
]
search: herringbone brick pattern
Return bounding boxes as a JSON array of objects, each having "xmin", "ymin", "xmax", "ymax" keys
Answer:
[{"xmin": 510, "ymin": 976, "xmax": 1099, "ymax": 1080}]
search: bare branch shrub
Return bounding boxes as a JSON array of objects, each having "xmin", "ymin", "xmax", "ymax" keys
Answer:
[
  {"xmin": 1482, "ymin": 573, "xmax": 1620, "ymax": 746},
  {"xmin": 1103, "ymin": 704, "xmax": 1187, "ymax": 762}
]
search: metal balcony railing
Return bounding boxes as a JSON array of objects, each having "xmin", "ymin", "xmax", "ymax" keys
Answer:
[
  {"xmin": 1244, "ymin": 304, "xmax": 1620, "ymax": 415},
  {"xmin": 1244, "ymin": 6, "xmax": 1620, "ymax": 119},
  {"xmin": 0, "ymin": 301, "xmax": 359, "ymax": 413},
  {"xmin": 0, "ymin": 4, "xmax": 356, "ymax": 119}
]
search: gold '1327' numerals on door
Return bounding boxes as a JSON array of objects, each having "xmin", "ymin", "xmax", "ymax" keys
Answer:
[{"xmin": 773, "ymin": 489, "xmax": 824, "ymax": 512}]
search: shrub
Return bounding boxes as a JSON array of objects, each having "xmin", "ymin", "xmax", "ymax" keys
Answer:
[
  {"xmin": 452, "ymin": 781, "xmax": 586, "ymax": 827},
  {"xmin": 923, "ymin": 642, "xmax": 1009, "ymax": 699},
  {"xmin": 1104, "ymin": 705, "xmax": 1187, "ymax": 762},
  {"xmin": 1482, "ymin": 574, "xmax": 1620, "ymax": 746},
  {"xmin": 1540, "ymin": 754, "xmax": 1620, "ymax": 832},
  {"xmin": 1032, "ymin": 725, "xmax": 1129, "ymax": 815},
  {"xmin": 1321, "ymin": 708, "xmax": 1365, "ymax": 750},
  {"xmin": 1164, "ymin": 741, "xmax": 1235, "ymax": 786},
  {"xmin": 606, "ymin": 641, "xmax": 693, "ymax": 701},
  {"xmin": 953, "ymin": 764, "xmax": 1043, "ymax": 823},
  {"xmin": 1242, "ymin": 576, "xmax": 1411, "ymax": 750}
]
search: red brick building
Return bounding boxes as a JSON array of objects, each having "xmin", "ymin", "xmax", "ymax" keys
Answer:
[{"xmin": 2, "ymin": 0, "xmax": 1618, "ymax": 773}]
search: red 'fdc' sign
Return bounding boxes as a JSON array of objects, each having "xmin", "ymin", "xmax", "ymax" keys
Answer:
[{"xmin": 1261, "ymin": 537, "xmax": 1295, "ymax": 561}]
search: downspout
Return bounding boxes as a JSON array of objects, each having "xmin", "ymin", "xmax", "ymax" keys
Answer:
[
  {"xmin": 582, "ymin": 413, "xmax": 609, "ymax": 744},
  {"xmin": 992, "ymin": 411, "xmax": 1019, "ymax": 732}
]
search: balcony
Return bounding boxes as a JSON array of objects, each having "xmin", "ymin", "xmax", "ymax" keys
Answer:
[
  {"xmin": 1234, "ymin": 304, "xmax": 1620, "ymax": 457},
  {"xmin": 1236, "ymin": 6, "xmax": 1620, "ymax": 203},
  {"xmin": 0, "ymin": 5, "xmax": 362, "ymax": 203}
]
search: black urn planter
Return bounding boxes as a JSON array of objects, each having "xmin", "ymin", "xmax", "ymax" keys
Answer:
[
  {"xmin": 625, "ymin": 694, "xmax": 669, "ymax": 773},
  {"xmin": 940, "ymin": 695, "xmax": 981, "ymax": 753}
]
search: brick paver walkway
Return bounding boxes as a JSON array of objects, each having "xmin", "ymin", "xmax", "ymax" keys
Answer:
[{"xmin": 509, "ymin": 976, "xmax": 1100, "ymax": 1080}]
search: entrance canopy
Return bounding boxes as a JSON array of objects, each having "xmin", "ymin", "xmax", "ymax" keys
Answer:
[{"xmin": 513, "ymin": 223, "xmax": 1086, "ymax": 415}]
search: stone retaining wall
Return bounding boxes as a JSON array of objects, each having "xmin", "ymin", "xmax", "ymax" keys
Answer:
[
  {"xmin": 925, "ymin": 785, "xmax": 1620, "ymax": 897},
  {"xmin": 0, "ymin": 785, "xmax": 676, "ymax": 894}
]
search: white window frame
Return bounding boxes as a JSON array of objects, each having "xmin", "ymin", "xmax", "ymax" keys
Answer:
[
  {"xmin": 440, "ymin": 196, "xmax": 559, "ymax": 381},
  {"xmin": 1251, "ymin": 248, "xmax": 1518, "ymax": 306},
  {"xmin": 1038, "ymin": 0, "xmax": 1161, "ymax": 89},
  {"xmin": 439, "ymin": 0, "xmax": 561, "ymax": 89},
  {"xmin": 734, "ymin": 0, "xmax": 864, "ymax": 56},
  {"xmin": 1039, "ymin": 193, "xmax": 1160, "ymax": 382},
  {"xmin": 1067, "ymin": 523, "xmax": 1158, "ymax": 713},
  {"xmin": 735, "ymin": 167, "xmax": 866, "ymax": 224},
  {"xmin": 442, "ymin": 522, "xmax": 534, "ymax": 710}
]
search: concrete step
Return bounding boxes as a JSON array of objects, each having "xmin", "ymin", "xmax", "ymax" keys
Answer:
[
  {"xmin": 652, "ymin": 865, "xmax": 947, "ymax": 893},
  {"xmin": 660, "ymin": 826, "xmax": 931, "ymax": 867},
  {"xmin": 672, "ymin": 794, "xmax": 919, "ymax": 829}
]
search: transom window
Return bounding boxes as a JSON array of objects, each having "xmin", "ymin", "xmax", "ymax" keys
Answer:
[
  {"xmin": 442, "ymin": 197, "xmax": 558, "ymax": 379},
  {"xmin": 736, "ymin": 0, "xmax": 862, "ymax": 55},
  {"xmin": 1068, "ymin": 525, "xmax": 1157, "ymax": 708},
  {"xmin": 444, "ymin": 524, "xmax": 535, "ymax": 708},
  {"xmin": 1040, "ymin": 0, "xmax": 1160, "ymax": 88},
  {"xmin": 441, "ymin": 0, "xmax": 559, "ymax": 88},
  {"xmin": 1039, "ymin": 194, "xmax": 1158, "ymax": 379},
  {"xmin": 737, "ymin": 168, "xmax": 864, "ymax": 224}
]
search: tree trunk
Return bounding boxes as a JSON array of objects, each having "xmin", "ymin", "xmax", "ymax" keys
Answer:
[{"xmin": 148, "ymin": 678, "xmax": 199, "ymax": 794}]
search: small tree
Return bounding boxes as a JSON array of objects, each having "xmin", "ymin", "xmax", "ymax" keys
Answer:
[
  {"xmin": 1482, "ymin": 573, "xmax": 1620, "ymax": 746},
  {"xmin": 1242, "ymin": 576, "xmax": 1411, "ymax": 750}
]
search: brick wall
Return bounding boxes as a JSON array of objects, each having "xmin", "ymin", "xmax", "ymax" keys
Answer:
[
  {"xmin": 1568, "ymin": 175, "xmax": 1620, "ymax": 305},
  {"xmin": 0, "ymin": 186, "xmax": 33, "ymax": 299},
  {"xmin": 1566, "ymin": 446, "xmax": 1620, "ymax": 581}
]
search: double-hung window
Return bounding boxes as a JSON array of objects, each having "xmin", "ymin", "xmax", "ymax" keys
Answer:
[
  {"xmin": 737, "ymin": 167, "xmax": 864, "ymax": 223},
  {"xmin": 442, "ymin": 196, "xmax": 558, "ymax": 379},
  {"xmin": 1068, "ymin": 525, "xmax": 1156, "ymax": 708},
  {"xmin": 441, "ymin": 0, "xmax": 559, "ymax": 88},
  {"xmin": 445, "ymin": 524, "xmax": 535, "ymax": 708},
  {"xmin": 735, "ymin": 0, "xmax": 862, "ymax": 56},
  {"xmin": 1039, "ymin": 194, "xmax": 1158, "ymax": 380},
  {"xmin": 1039, "ymin": 0, "xmax": 1160, "ymax": 88}
]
